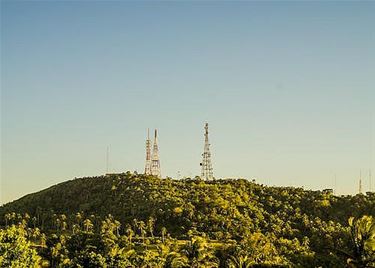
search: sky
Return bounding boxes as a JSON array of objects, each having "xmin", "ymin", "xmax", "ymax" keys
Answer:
[{"xmin": 1, "ymin": 1, "xmax": 374, "ymax": 204}]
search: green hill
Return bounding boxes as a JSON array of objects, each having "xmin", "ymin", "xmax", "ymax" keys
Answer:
[
  {"xmin": 1, "ymin": 172, "xmax": 373, "ymax": 232},
  {"xmin": 1, "ymin": 172, "xmax": 375, "ymax": 267}
]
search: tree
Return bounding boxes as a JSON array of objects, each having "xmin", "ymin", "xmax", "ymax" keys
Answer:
[
  {"xmin": 182, "ymin": 236, "xmax": 218, "ymax": 268},
  {"xmin": 227, "ymin": 254, "xmax": 252, "ymax": 268},
  {"xmin": 126, "ymin": 225, "xmax": 134, "ymax": 245},
  {"xmin": 345, "ymin": 216, "xmax": 375, "ymax": 267},
  {"xmin": 165, "ymin": 252, "xmax": 189, "ymax": 268},
  {"xmin": 138, "ymin": 221, "xmax": 146, "ymax": 244},
  {"xmin": 83, "ymin": 219, "xmax": 94, "ymax": 233},
  {"xmin": 0, "ymin": 225, "xmax": 42, "ymax": 267},
  {"xmin": 101, "ymin": 215, "xmax": 119, "ymax": 249},
  {"xmin": 4, "ymin": 214, "xmax": 11, "ymax": 227},
  {"xmin": 148, "ymin": 217, "xmax": 155, "ymax": 239},
  {"xmin": 107, "ymin": 246, "xmax": 135, "ymax": 267},
  {"xmin": 161, "ymin": 227, "xmax": 167, "ymax": 244}
]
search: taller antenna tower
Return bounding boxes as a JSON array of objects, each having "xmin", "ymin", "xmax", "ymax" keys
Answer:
[
  {"xmin": 144, "ymin": 129, "xmax": 152, "ymax": 175},
  {"xmin": 200, "ymin": 123, "xmax": 214, "ymax": 180},
  {"xmin": 151, "ymin": 129, "xmax": 161, "ymax": 178},
  {"xmin": 359, "ymin": 170, "xmax": 363, "ymax": 194}
]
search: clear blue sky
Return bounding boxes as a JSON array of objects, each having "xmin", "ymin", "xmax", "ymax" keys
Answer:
[{"xmin": 1, "ymin": 1, "xmax": 374, "ymax": 204}]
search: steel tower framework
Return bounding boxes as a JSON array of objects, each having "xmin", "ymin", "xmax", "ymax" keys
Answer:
[
  {"xmin": 151, "ymin": 129, "xmax": 161, "ymax": 178},
  {"xmin": 144, "ymin": 129, "xmax": 152, "ymax": 175},
  {"xmin": 201, "ymin": 123, "xmax": 213, "ymax": 180}
]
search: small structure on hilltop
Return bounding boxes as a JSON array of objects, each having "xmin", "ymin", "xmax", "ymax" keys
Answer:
[{"xmin": 322, "ymin": 189, "xmax": 334, "ymax": 195}]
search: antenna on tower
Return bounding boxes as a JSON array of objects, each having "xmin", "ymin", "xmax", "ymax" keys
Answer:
[
  {"xmin": 334, "ymin": 174, "xmax": 337, "ymax": 195},
  {"xmin": 200, "ymin": 123, "xmax": 214, "ymax": 180},
  {"xmin": 369, "ymin": 169, "xmax": 372, "ymax": 192},
  {"xmin": 359, "ymin": 170, "xmax": 363, "ymax": 194},
  {"xmin": 106, "ymin": 146, "xmax": 110, "ymax": 174}
]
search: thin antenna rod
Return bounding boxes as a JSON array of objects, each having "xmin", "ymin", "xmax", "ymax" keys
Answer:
[
  {"xmin": 370, "ymin": 169, "xmax": 372, "ymax": 192},
  {"xmin": 106, "ymin": 146, "xmax": 109, "ymax": 174},
  {"xmin": 334, "ymin": 174, "xmax": 337, "ymax": 195}
]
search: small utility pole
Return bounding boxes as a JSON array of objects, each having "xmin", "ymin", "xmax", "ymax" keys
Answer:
[{"xmin": 106, "ymin": 146, "xmax": 110, "ymax": 174}]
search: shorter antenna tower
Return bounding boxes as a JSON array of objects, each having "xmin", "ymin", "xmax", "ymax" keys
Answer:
[
  {"xmin": 200, "ymin": 123, "xmax": 214, "ymax": 180},
  {"xmin": 144, "ymin": 129, "xmax": 152, "ymax": 175}
]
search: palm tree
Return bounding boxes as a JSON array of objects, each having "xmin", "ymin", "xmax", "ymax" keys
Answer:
[
  {"xmin": 164, "ymin": 252, "xmax": 189, "ymax": 268},
  {"xmin": 83, "ymin": 218, "xmax": 94, "ymax": 233},
  {"xmin": 138, "ymin": 221, "xmax": 146, "ymax": 244},
  {"xmin": 32, "ymin": 217, "xmax": 37, "ymax": 228},
  {"xmin": 57, "ymin": 214, "xmax": 67, "ymax": 232},
  {"xmin": 133, "ymin": 219, "xmax": 139, "ymax": 234},
  {"xmin": 32, "ymin": 228, "xmax": 40, "ymax": 239},
  {"xmin": 5, "ymin": 213, "xmax": 11, "ymax": 227},
  {"xmin": 182, "ymin": 237, "xmax": 218, "ymax": 268},
  {"xmin": 72, "ymin": 224, "xmax": 80, "ymax": 234},
  {"xmin": 11, "ymin": 212, "xmax": 16, "ymax": 224},
  {"xmin": 161, "ymin": 227, "xmax": 167, "ymax": 244},
  {"xmin": 23, "ymin": 213, "xmax": 30, "ymax": 224},
  {"xmin": 227, "ymin": 254, "xmax": 252, "ymax": 268},
  {"xmin": 76, "ymin": 212, "xmax": 82, "ymax": 228},
  {"xmin": 40, "ymin": 233, "xmax": 47, "ymax": 248},
  {"xmin": 148, "ymin": 217, "xmax": 155, "ymax": 239},
  {"xmin": 55, "ymin": 218, "xmax": 61, "ymax": 232},
  {"xmin": 126, "ymin": 225, "xmax": 135, "ymax": 245},
  {"xmin": 343, "ymin": 216, "xmax": 375, "ymax": 267},
  {"xmin": 114, "ymin": 220, "xmax": 121, "ymax": 237},
  {"xmin": 108, "ymin": 246, "xmax": 136, "ymax": 267},
  {"xmin": 60, "ymin": 214, "xmax": 67, "ymax": 222}
]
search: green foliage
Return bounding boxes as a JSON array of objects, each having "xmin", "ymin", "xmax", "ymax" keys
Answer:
[
  {"xmin": 345, "ymin": 216, "xmax": 375, "ymax": 267},
  {"xmin": 0, "ymin": 224, "xmax": 42, "ymax": 267},
  {"xmin": 0, "ymin": 173, "xmax": 374, "ymax": 267}
]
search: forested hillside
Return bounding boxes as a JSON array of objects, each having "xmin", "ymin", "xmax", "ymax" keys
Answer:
[{"xmin": 1, "ymin": 172, "xmax": 375, "ymax": 267}]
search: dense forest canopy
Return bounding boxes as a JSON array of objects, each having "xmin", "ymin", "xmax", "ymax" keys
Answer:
[{"xmin": 1, "ymin": 172, "xmax": 374, "ymax": 267}]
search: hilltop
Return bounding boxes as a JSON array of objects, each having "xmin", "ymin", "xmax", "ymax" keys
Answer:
[
  {"xmin": 1, "ymin": 172, "xmax": 373, "ymax": 229},
  {"xmin": 1, "ymin": 173, "xmax": 375, "ymax": 267}
]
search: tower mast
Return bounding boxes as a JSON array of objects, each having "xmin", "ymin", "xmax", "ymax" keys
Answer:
[
  {"xmin": 144, "ymin": 129, "xmax": 152, "ymax": 175},
  {"xmin": 106, "ymin": 146, "xmax": 109, "ymax": 174},
  {"xmin": 151, "ymin": 129, "xmax": 161, "ymax": 178},
  {"xmin": 359, "ymin": 170, "xmax": 363, "ymax": 194},
  {"xmin": 200, "ymin": 123, "xmax": 213, "ymax": 180},
  {"xmin": 369, "ymin": 169, "xmax": 372, "ymax": 192},
  {"xmin": 334, "ymin": 174, "xmax": 337, "ymax": 195}
]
